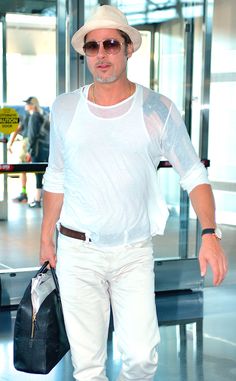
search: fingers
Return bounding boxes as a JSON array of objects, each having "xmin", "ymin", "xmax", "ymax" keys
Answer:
[
  {"xmin": 40, "ymin": 244, "xmax": 57, "ymax": 269},
  {"xmin": 212, "ymin": 251, "xmax": 228, "ymax": 286},
  {"xmin": 50, "ymin": 256, "xmax": 57, "ymax": 268},
  {"xmin": 199, "ymin": 255, "xmax": 207, "ymax": 278},
  {"xmin": 216, "ymin": 252, "xmax": 228, "ymax": 285},
  {"xmin": 199, "ymin": 241, "xmax": 228, "ymax": 286},
  {"xmin": 40, "ymin": 255, "xmax": 57, "ymax": 268}
]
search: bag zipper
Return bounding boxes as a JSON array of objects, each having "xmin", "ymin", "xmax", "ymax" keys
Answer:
[{"xmin": 31, "ymin": 313, "xmax": 37, "ymax": 338}]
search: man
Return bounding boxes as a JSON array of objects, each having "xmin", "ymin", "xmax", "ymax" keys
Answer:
[{"xmin": 40, "ymin": 5, "xmax": 227, "ymax": 381}]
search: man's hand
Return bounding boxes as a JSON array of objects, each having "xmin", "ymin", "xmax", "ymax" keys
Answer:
[
  {"xmin": 40, "ymin": 240, "xmax": 57, "ymax": 269},
  {"xmin": 198, "ymin": 235, "xmax": 228, "ymax": 286},
  {"xmin": 39, "ymin": 191, "xmax": 64, "ymax": 269}
]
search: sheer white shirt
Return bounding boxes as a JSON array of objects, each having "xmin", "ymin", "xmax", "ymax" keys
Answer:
[{"xmin": 43, "ymin": 84, "xmax": 209, "ymax": 246}]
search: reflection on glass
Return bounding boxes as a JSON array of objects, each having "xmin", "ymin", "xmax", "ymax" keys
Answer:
[
  {"xmin": 5, "ymin": 13, "xmax": 56, "ymax": 106},
  {"xmin": 128, "ymin": 30, "xmax": 151, "ymax": 87}
]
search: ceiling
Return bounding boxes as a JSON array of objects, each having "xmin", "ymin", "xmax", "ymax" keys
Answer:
[
  {"xmin": 0, "ymin": 1, "xmax": 204, "ymax": 24},
  {"xmin": 0, "ymin": 0, "xmax": 56, "ymax": 16}
]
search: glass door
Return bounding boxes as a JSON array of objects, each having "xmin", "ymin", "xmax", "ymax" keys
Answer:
[
  {"xmin": 154, "ymin": 17, "xmax": 186, "ymax": 260},
  {"xmin": 156, "ymin": 9, "xmax": 209, "ymax": 261},
  {"xmin": 124, "ymin": 2, "xmax": 208, "ymax": 261}
]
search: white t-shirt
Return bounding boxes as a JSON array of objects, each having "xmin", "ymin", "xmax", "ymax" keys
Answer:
[{"xmin": 44, "ymin": 84, "xmax": 209, "ymax": 246}]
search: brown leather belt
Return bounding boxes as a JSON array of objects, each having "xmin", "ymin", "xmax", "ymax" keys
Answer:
[{"xmin": 59, "ymin": 224, "xmax": 91, "ymax": 242}]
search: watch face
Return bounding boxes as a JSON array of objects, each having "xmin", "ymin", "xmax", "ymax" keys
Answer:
[{"xmin": 215, "ymin": 227, "xmax": 222, "ymax": 239}]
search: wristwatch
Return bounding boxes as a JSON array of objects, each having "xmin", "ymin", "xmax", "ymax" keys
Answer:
[{"xmin": 201, "ymin": 227, "xmax": 222, "ymax": 240}]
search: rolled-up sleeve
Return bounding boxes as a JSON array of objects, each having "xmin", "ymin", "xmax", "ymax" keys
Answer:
[
  {"xmin": 179, "ymin": 161, "xmax": 209, "ymax": 193},
  {"xmin": 161, "ymin": 102, "xmax": 209, "ymax": 194}
]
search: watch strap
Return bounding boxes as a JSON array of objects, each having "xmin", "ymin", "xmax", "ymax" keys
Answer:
[{"xmin": 201, "ymin": 228, "xmax": 215, "ymax": 236}]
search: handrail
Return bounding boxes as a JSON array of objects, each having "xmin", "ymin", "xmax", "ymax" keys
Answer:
[{"xmin": 0, "ymin": 159, "xmax": 210, "ymax": 174}]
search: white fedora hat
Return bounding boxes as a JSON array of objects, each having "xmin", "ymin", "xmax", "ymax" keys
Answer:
[{"xmin": 71, "ymin": 5, "xmax": 142, "ymax": 55}]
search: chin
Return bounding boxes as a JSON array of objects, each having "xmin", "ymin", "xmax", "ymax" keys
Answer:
[{"xmin": 95, "ymin": 75, "xmax": 117, "ymax": 83}]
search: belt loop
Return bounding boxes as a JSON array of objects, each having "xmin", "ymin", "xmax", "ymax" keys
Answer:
[{"xmin": 85, "ymin": 233, "xmax": 91, "ymax": 243}]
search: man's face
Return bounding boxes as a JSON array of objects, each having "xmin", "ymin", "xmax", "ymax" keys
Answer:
[
  {"xmin": 85, "ymin": 28, "xmax": 133, "ymax": 84},
  {"xmin": 25, "ymin": 104, "xmax": 31, "ymax": 112}
]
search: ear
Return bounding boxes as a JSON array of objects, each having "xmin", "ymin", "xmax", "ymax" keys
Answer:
[{"xmin": 126, "ymin": 43, "xmax": 134, "ymax": 59}]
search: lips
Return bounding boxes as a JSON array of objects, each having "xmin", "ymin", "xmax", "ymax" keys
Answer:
[{"xmin": 95, "ymin": 61, "xmax": 111, "ymax": 70}]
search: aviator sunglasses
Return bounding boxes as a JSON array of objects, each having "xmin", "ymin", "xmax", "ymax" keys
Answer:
[{"xmin": 83, "ymin": 38, "xmax": 124, "ymax": 57}]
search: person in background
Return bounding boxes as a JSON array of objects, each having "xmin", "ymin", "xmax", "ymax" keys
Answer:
[
  {"xmin": 8, "ymin": 105, "xmax": 31, "ymax": 203},
  {"xmin": 25, "ymin": 96, "xmax": 49, "ymax": 208},
  {"xmin": 39, "ymin": 5, "xmax": 228, "ymax": 381}
]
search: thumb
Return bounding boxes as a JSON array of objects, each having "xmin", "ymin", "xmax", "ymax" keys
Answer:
[{"xmin": 199, "ymin": 255, "xmax": 207, "ymax": 277}]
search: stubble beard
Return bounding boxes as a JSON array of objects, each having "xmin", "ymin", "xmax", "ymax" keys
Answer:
[{"xmin": 94, "ymin": 74, "xmax": 117, "ymax": 83}]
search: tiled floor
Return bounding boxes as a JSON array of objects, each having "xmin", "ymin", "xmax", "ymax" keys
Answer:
[
  {"xmin": 1, "ymin": 285, "xmax": 236, "ymax": 381},
  {"xmin": 0, "ymin": 178, "xmax": 236, "ymax": 380}
]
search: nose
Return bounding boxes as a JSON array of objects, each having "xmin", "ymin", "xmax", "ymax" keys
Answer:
[{"xmin": 97, "ymin": 41, "xmax": 107, "ymax": 57}]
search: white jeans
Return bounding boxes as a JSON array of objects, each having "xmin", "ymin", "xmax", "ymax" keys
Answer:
[{"xmin": 56, "ymin": 234, "xmax": 160, "ymax": 381}]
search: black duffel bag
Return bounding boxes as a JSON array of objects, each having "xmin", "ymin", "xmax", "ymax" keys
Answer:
[{"xmin": 13, "ymin": 261, "xmax": 70, "ymax": 374}]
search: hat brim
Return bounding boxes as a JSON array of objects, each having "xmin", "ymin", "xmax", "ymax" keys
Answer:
[{"xmin": 71, "ymin": 20, "xmax": 142, "ymax": 55}]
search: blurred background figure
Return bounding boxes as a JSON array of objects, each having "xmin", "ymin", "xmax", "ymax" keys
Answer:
[
  {"xmin": 25, "ymin": 96, "xmax": 50, "ymax": 208},
  {"xmin": 8, "ymin": 102, "xmax": 31, "ymax": 203}
]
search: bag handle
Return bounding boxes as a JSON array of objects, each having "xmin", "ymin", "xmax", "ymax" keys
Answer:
[
  {"xmin": 36, "ymin": 261, "xmax": 49, "ymax": 275},
  {"xmin": 36, "ymin": 261, "xmax": 60, "ymax": 294}
]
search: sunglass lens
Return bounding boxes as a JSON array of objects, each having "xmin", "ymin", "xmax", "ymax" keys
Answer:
[
  {"xmin": 83, "ymin": 39, "xmax": 122, "ymax": 56},
  {"xmin": 103, "ymin": 39, "xmax": 121, "ymax": 54},
  {"xmin": 83, "ymin": 41, "xmax": 99, "ymax": 56}
]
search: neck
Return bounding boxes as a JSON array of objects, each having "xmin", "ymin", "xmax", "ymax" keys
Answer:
[{"xmin": 89, "ymin": 81, "xmax": 135, "ymax": 106}]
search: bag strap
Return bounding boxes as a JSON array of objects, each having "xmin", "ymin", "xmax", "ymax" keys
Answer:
[{"xmin": 50, "ymin": 267, "xmax": 60, "ymax": 293}]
